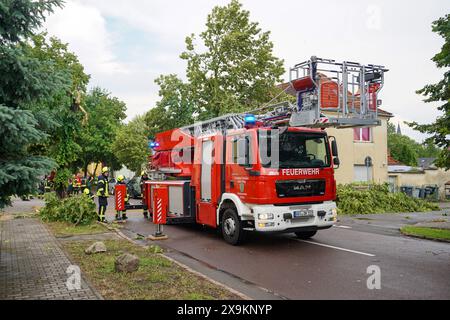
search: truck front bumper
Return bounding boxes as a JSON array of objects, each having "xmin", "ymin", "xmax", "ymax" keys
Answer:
[{"xmin": 247, "ymin": 201, "xmax": 337, "ymax": 233}]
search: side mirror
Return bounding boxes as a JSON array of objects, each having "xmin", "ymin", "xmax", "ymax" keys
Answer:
[
  {"xmin": 331, "ymin": 140, "xmax": 339, "ymax": 157},
  {"xmin": 333, "ymin": 157, "xmax": 340, "ymax": 168}
]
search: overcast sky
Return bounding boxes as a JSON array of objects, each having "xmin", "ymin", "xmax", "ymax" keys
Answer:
[{"xmin": 43, "ymin": 0, "xmax": 449, "ymax": 142}]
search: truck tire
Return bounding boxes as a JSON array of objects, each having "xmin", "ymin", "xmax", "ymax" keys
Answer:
[
  {"xmin": 221, "ymin": 207, "xmax": 245, "ymax": 246},
  {"xmin": 295, "ymin": 231, "xmax": 317, "ymax": 240}
]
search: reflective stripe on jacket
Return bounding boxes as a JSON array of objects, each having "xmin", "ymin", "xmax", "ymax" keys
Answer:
[{"xmin": 96, "ymin": 175, "xmax": 109, "ymax": 197}]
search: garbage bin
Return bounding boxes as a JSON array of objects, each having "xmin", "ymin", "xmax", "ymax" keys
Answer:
[
  {"xmin": 412, "ymin": 187, "xmax": 422, "ymax": 199},
  {"xmin": 400, "ymin": 186, "xmax": 414, "ymax": 197},
  {"xmin": 424, "ymin": 185, "xmax": 439, "ymax": 201}
]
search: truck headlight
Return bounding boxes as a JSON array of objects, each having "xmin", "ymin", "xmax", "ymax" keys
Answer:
[
  {"xmin": 258, "ymin": 213, "xmax": 274, "ymax": 220},
  {"xmin": 331, "ymin": 208, "xmax": 338, "ymax": 216}
]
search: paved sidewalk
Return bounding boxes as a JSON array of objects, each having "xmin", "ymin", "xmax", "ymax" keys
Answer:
[{"xmin": 0, "ymin": 218, "xmax": 101, "ymax": 300}]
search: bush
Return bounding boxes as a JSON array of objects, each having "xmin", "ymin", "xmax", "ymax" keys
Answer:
[
  {"xmin": 336, "ymin": 183, "xmax": 440, "ymax": 215},
  {"xmin": 40, "ymin": 193, "xmax": 97, "ymax": 225}
]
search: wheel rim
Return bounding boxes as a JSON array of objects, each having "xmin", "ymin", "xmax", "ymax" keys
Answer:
[{"xmin": 224, "ymin": 217, "xmax": 236, "ymax": 236}]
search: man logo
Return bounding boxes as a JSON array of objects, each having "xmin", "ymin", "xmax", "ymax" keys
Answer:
[
  {"xmin": 66, "ymin": 265, "xmax": 81, "ymax": 290},
  {"xmin": 367, "ymin": 265, "xmax": 381, "ymax": 290}
]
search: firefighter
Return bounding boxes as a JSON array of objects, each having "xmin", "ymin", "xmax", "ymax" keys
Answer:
[
  {"xmin": 140, "ymin": 171, "xmax": 150, "ymax": 219},
  {"xmin": 96, "ymin": 167, "xmax": 110, "ymax": 223},
  {"xmin": 81, "ymin": 176, "xmax": 87, "ymax": 191},
  {"xmin": 74, "ymin": 174, "xmax": 82, "ymax": 194},
  {"xmin": 115, "ymin": 175, "xmax": 129, "ymax": 221},
  {"xmin": 67, "ymin": 177, "xmax": 73, "ymax": 196},
  {"xmin": 140, "ymin": 170, "xmax": 149, "ymax": 196}
]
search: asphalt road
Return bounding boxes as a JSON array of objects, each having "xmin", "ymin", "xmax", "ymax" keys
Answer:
[
  {"xmin": 112, "ymin": 203, "xmax": 450, "ymax": 300},
  {"xmin": 4, "ymin": 198, "xmax": 449, "ymax": 300}
]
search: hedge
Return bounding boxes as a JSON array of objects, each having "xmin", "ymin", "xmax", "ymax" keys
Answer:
[{"xmin": 336, "ymin": 183, "xmax": 439, "ymax": 215}]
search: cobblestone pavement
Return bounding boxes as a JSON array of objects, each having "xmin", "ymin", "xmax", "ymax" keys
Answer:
[{"xmin": 0, "ymin": 218, "xmax": 102, "ymax": 300}]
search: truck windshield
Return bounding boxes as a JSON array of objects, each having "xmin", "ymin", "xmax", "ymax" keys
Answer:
[{"xmin": 258, "ymin": 130, "xmax": 331, "ymax": 169}]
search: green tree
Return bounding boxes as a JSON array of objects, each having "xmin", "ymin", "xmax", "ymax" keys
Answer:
[
  {"xmin": 77, "ymin": 88, "xmax": 127, "ymax": 176},
  {"xmin": 408, "ymin": 14, "xmax": 450, "ymax": 170},
  {"xmin": 112, "ymin": 116, "xmax": 149, "ymax": 174},
  {"xmin": 20, "ymin": 33, "xmax": 95, "ymax": 198},
  {"xmin": 25, "ymin": 34, "xmax": 90, "ymax": 170},
  {"xmin": 180, "ymin": 0, "xmax": 285, "ymax": 119},
  {"xmin": 0, "ymin": 106, "xmax": 56, "ymax": 207},
  {"xmin": 0, "ymin": 0, "xmax": 62, "ymax": 44},
  {"xmin": 388, "ymin": 122, "xmax": 440, "ymax": 166},
  {"xmin": 0, "ymin": 0, "xmax": 64, "ymax": 208},
  {"xmin": 144, "ymin": 74, "xmax": 194, "ymax": 138}
]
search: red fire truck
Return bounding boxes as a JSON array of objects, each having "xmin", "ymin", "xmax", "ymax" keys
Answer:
[{"xmin": 118, "ymin": 57, "xmax": 387, "ymax": 245}]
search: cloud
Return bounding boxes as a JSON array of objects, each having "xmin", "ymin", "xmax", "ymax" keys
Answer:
[
  {"xmin": 44, "ymin": 0, "xmax": 129, "ymax": 76},
  {"xmin": 41, "ymin": 0, "xmax": 450, "ymax": 141}
]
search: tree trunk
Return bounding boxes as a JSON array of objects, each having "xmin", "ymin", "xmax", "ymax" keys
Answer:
[
  {"xmin": 93, "ymin": 163, "xmax": 99, "ymax": 177},
  {"xmin": 84, "ymin": 163, "xmax": 89, "ymax": 178}
]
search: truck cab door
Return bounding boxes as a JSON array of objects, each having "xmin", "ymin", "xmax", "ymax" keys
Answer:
[{"xmin": 196, "ymin": 136, "xmax": 223, "ymax": 228}]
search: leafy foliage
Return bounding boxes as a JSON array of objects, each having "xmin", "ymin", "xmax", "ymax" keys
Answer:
[
  {"xmin": 407, "ymin": 14, "xmax": 450, "ymax": 170},
  {"xmin": 0, "ymin": 0, "xmax": 68, "ymax": 208},
  {"xmin": 0, "ymin": 0, "xmax": 63, "ymax": 44},
  {"xmin": 144, "ymin": 74, "xmax": 194, "ymax": 138},
  {"xmin": 388, "ymin": 122, "xmax": 440, "ymax": 166},
  {"xmin": 0, "ymin": 106, "xmax": 56, "ymax": 207},
  {"xmin": 53, "ymin": 167, "xmax": 71, "ymax": 196},
  {"xmin": 336, "ymin": 183, "xmax": 439, "ymax": 215},
  {"xmin": 180, "ymin": 0, "xmax": 285, "ymax": 119},
  {"xmin": 145, "ymin": 0, "xmax": 286, "ymax": 136},
  {"xmin": 24, "ymin": 33, "xmax": 90, "ymax": 170},
  {"xmin": 76, "ymin": 88, "xmax": 127, "ymax": 174},
  {"xmin": 113, "ymin": 115, "xmax": 149, "ymax": 173},
  {"xmin": 39, "ymin": 193, "xmax": 97, "ymax": 226}
]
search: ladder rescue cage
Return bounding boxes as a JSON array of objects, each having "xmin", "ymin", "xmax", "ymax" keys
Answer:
[
  {"xmin": 180, "ymin": 56, "xmax": 388, "ymax": 137},
  {"xmin": 288, "ymin": 56, "xmax": 388, "ymax": 128}
]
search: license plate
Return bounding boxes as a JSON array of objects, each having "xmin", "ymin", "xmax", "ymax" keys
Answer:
[{"xmin": 293, "ymin": 210, "xmax": 308, "ymax": 218}]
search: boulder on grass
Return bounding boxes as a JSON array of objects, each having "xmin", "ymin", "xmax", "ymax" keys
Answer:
[
  {"xmin": 115, "ymin": 253, "xmax": 139, "ymax": 273},
  {"xmin": 85, "ymin": 242, "xmax": 107, "ymax": 255}
]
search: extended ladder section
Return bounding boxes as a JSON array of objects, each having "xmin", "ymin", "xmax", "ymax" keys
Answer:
[
  {"xmin": 179, "ymin": 57, "xmax": 388, "ymax": 136},
  {"xmin": 288, "ymin": 56, "xmax": 388, "ymax": 128},
  {"xmin": 181, "ymin": 113, "xmax": 246, "ymax": 137}
]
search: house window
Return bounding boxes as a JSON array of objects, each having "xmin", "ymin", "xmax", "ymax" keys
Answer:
[
  {"xmin": 354, "ymin": 127, "xmax": 372, "ymax": 142},
  {"xmin": 354, "ymin": 165, "xmax": 373, "ymax": 182}
]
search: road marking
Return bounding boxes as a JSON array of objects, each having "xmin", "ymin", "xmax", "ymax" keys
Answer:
[
  {"xmin": 334, "ymin": 225, "xmax": 352, "ymax": 229},
  {"xmin": 295, "ymin": 239, "xmax": 376, "ymax": 257}
]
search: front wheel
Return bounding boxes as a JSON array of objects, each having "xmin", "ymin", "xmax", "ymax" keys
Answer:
[
  {"xmin": 295, "ymin": 231, "xmax": 317, "ymax": 240},
  {"xmin": 221, "ymin": 207, "xmax": 245, "ymax": 246}
]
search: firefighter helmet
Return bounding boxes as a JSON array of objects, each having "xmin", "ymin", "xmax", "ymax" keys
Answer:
[
  {"xmin": 83, "ymin": 188, "xmax": 90, "ymax": 195},
  {"xmin": 102, "ymin": 167, "xmax": 109, "ymax": 173},
  {"xmin": 141, "ymin": 171, "xmax": 147, "ymax": 176},
  {"xmin": 117, "ymin": 175, "xmax": 125, "ymax": 182}
]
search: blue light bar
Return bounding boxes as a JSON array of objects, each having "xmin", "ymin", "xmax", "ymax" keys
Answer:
[{"xmin": 245, "ymin": 114, "xmax": 256, "ymax": 124}]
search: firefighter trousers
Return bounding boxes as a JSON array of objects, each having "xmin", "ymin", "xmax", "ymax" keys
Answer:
[{"xmin": 98, "ymin": 197, "xmax": 108, "ymax": 222}]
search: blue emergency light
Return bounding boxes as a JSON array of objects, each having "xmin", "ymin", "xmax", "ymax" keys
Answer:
[
  {"xmin": 244, "ymin": 114, "xmax": 256, "ymax": 125},
  {"xmin": 149, "ymin": 141, "xmax": 160, "ymax": 149}
]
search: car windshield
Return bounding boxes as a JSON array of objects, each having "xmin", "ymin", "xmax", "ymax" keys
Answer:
[{"xmin": 258, "ymin": 130, "xmax": 331, "ymax": 169}]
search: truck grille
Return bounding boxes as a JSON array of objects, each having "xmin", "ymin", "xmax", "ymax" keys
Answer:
[{"xmin": 276, "ymin": 180, "xmax": 326, "ymax": 198}]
